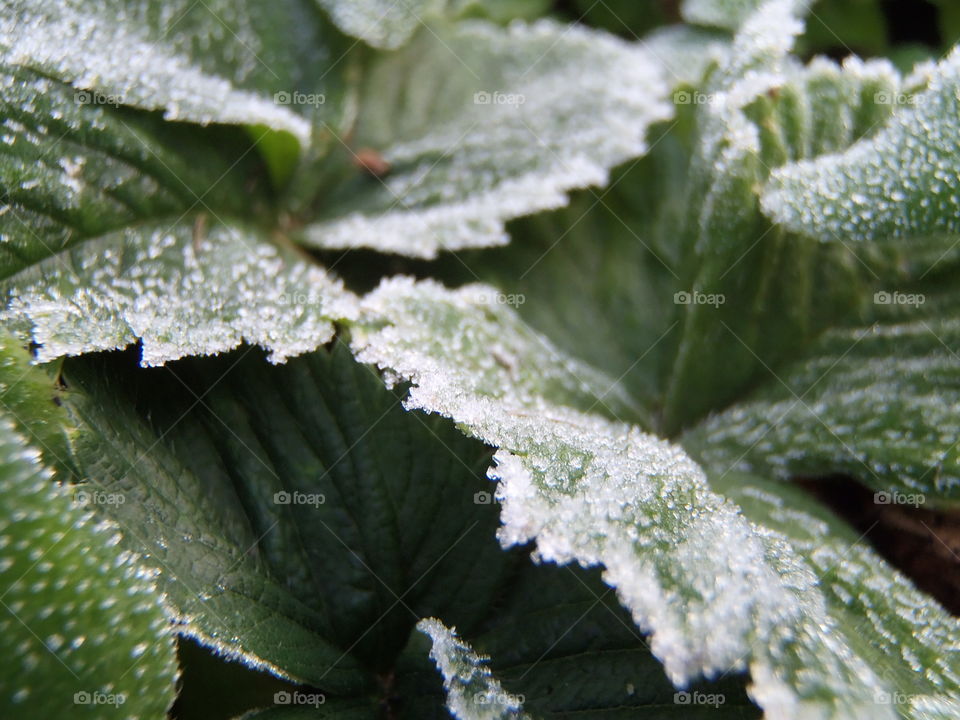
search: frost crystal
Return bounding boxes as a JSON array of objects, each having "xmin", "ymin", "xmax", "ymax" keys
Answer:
[
  {"xmin": 418, "ymin": 619, "xmax": 527, "ymax": 720},
  {"xmin": 303, "ymin": 19, "xmax": 674, "ymax": 258}
]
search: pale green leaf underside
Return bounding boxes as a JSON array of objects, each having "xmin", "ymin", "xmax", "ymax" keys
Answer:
[
  {"xmin": 681, "ymin": 0, "xmax": 766, "ymax": 30},
  {"xmin": 762, "ymin": 47, "xmax": 960, "ymax": 245},
  {"xmin": 350, "ymin": 276, "xmax": 960, "ymax": 718},
  {"xmin": 0, "ymin": 0, "xmax": 312, "ymax": 144},
  {"xmin": 0, "ymin": 413, "xmax": 177, "ymax": 718},
  {"xmin": 688, "ymin": 319, "xmax": 960, "ymax": 506},
  {"xmin": 314, "ymin": 0, "xmax": 439, "ymax": 49},
  {"xmin": 418, "ymin": 618, "xmax": 526, "ymax": 720},
  {"xmin": 1, "ymin": 222, "xmax": 357, "ymax": 365},
  {"xmin": 303, "ymin": 19, "xmax": 673, "ymax": 258}
]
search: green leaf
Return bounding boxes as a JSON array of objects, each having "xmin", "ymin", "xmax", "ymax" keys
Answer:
[
  {"xmin": 418, "ymin": 618, "xmax": 527, "ymax": 719},
  {"xmin": 0, "ymin": 64, "xmax": 267, "ymax": 278},
  {"xmin": 2, "ymin": 220, "xmax": 357, "ymax": 365},
  {"xmin": 686, "ymin": 316, "xmax": 960, "ymax": 507},
  {"xmin": 349, "ymin": 274, "xmax": 960, "ymax": 717},
  {"xmin": 300, "ymin": 18, "xmax": 674, "ymax": 258},
  {"xmin": 762, "ymin": 47, "xmax": 960, "ymax": 246},
  {"xmin": 681, "ymin": 0, "xmax": 766, "ymax": 30},
  {"xmin": 0, "ymin": 0, "xmax": 344, "ymax": 145},
  {"xmin": 313, "ymin": 0, "xmax": 440, "ymax": 49},
  {"xmin": 0, "ymin": 61, "xmax": 358, "ymax": 366},
  {"xmin": 0, "ymin": 412, "xmax": 178, "ymax": 718},
  {"xmin": 40, "ymin": 336, "xmax": 754, "ymax": 718},
  {"xmin": 59, "ymin": 340, "xmax": 511, "ymax": 693},
  {"xmin": 710, "ymin": 471, "xmax": 960, "ymax": 719}
]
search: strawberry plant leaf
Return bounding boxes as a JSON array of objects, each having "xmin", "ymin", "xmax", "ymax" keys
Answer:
[
  {"xmin": 301, "ymin": 19, "xmax": 674, "ymax": 258},
  {"xmin": 0, "ymin": 412, "xmax": 178, "ymax": 718}
]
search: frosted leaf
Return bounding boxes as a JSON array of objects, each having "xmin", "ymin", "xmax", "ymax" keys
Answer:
[
  {"xmin": 714, "ymin": 473, "xmax": 960, "ymax": 720},
  {"xmin": 59, "ymin": 340, "xmax": 514, "ymax": 693},
  {"xmin": 641, "ymin": 25, "xmax": 731, "ymax": 89},
  {"xmin": 349, "ymin": 277, "xmax": 933, "ymax": 717},
  {"xmin": 418, "ymin": 619, "xmax": 527, "ymax": 720},
  {"xmin": 302, "ymin": 19, "xmax": 674, "ymax": 258},
  {"xmin": 682, "ymin": 0, "xmax": 767, "ymax": 30},
  {"xmin": 0, "ymin": 0, "xmax": 312, "ymax": 144},
  {"xmin": 660, "ymin": 1, "xmax": 902, "ymax": 432},
  {"xmin": 762, "ymin": 46, "xmax": 960, "ymax": 244},
  {"xmin": 314, "ymin": 0, "xmax": 440, "ymax": 49},
  {"xmin": 687, "ymin": 318, "xmax": 960, "ymax": 504},
  {"xmin": 0, "ymin": 64, "xmax": 266, "ymax": 277},
  {"xmin": 1, "ymin": 221, "xmax": 358, "ymax": 365},
  {"xmin": 0, "ymin": 412, "xmax": 177, "ymax": 718}
]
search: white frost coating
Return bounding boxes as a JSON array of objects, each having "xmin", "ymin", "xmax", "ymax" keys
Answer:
[
  {"xmin": 719, "ymin": 475, "xmax": 960, "ymax": 720},
  {"xmin": 0, "ymin": 0, "xmax": 310, "ymax": 145},
  {"xmin": 1, "ymin": 223, "xmax": 359, "ymax": 365},
  {"xmin": 682, "ymin": 0, "xmax": 766, "ymax": 30},
  {"xmin": 418, "ymin": 619, "xmax": 527, "ymax": 720},
  {"xmin": 351, "ymin": 278, "xmax": 900, "ymax": 717},
  {"xmin": 691, "ymin": 319, "xmax": 960, "ymax": 500},
  {"xmin": 314, "ymin": 0, "xmax": 439, "ymax": 49},
  {"xmin": 641, "ymin": 26, "xmax": 730, "ymax": 88},
  {"xmin": 762, "ymin": 45, "xmax": 960, "ymax": 243},
  {"xmin": 305, "ymin": 19, "xmax": 674, "ymax": 258}
]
